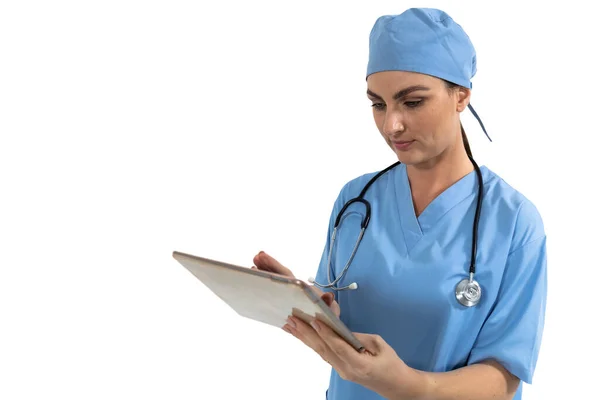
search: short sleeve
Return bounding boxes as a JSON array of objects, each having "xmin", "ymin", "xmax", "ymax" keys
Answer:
[{"xmin": 467, "ymin": 208, "xmax": 548, "ymax": 384}]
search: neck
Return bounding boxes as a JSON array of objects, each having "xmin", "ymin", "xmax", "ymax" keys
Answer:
[{"xmin": 406, "ymin": 143, "xmax": 474, "ymax": 216}]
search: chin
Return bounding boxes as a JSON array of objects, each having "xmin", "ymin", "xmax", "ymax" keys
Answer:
[{"xmin": 392, "ymin": 149, "xmax": 423, "ymax": 166}]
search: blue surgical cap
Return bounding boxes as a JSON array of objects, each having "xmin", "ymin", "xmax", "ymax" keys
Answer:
[{"xmin": 366, "ymin": 8, "xmax": 491, "ymax": 141}]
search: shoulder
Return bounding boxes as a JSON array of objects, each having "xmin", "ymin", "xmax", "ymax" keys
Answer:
[
  {"xmin": 482, "ymin": 165, "xmax": 546, "ymax": 252},
  {"xmin": 334, "ymin": 163, "xmax": 401, "ymax": 204}
]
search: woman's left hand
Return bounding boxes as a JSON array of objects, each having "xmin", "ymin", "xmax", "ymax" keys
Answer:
[{"xmin": 283, "ymin": 316, "xmax": 427, "ymax": 398}]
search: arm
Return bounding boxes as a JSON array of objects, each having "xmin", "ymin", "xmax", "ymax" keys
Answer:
[
  {"xmin": 421, "ymin": 360, "xmax": 520, "ymax": 400},
  {"xmin": 381, "ymin": 360, "xmax": 519, "ymax": 400}
]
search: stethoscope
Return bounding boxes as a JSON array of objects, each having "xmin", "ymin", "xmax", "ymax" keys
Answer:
[{"xmin": 309, "ymin": 156, "xmax": 485, "ymax": 307}]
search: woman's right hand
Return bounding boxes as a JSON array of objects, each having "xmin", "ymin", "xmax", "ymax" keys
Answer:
[
  {"xmin": 252, "ymin": 251, "xmax": 340, "ymax": 318},
  {"xmin": 252, "ymin": 250, "xmax": 295, "ymax": 278}
]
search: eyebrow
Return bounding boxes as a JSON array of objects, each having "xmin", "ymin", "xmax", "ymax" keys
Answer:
[{"xmin": 367, "ymin": 85, "xmax": 430, "ymax": 101}]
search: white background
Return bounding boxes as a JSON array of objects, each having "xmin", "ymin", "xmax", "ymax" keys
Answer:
[{"xmin": 1, "ymin": 1, "xmax": 598, "ymax": 399}]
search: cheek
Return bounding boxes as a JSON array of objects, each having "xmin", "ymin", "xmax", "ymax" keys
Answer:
[
  {"xmin": 373, "ymin": 113, "xmax": 387, "ymax": 136},
  {"xmin": 414, "ymin": 104, "xmax": 450, "ymax": 140},
  {"xmin": 408, "ymin": 110, "xmax": 436, "ymax": 139}
]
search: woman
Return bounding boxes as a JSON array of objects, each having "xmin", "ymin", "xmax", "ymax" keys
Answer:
[{"xmin": 253, "ymin": 8, "xmax": 547, "ymax": 400}]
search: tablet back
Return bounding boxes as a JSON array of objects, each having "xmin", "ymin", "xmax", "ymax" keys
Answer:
[{"xmin": 172, "ymin": 251, "xmax": 363, "ymax": 352}]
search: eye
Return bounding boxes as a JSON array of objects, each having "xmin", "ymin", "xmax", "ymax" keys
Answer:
[
  {"xmin": 371, "ymin": 103, "xmax": 386, "ymax": 111},
  {"xmin": 404, "ymin": 100, "xmax": 423, "ymax": 108}
]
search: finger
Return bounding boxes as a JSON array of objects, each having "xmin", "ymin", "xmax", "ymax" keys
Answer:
[
  {"xmin": 285, "ymin": 316, "xmax": 342, "ymax": 366},
  {"xmin": 253, "ymin": 251, "xmax": 294, "ymax": 276},
  {"xmin": 330, "ymin": 301, "xmax": 341, "ymax": 318},
  {"xmin": 257, "ymin": 252, "xmax": 284, "ymax": 270},
  {"xmin": 310, "ymin": 319, "xmax": 363, "ymax": 364},
  {"xmin": 285, "ymin": 316, "xmax": 323, "ymax": 349},
  {"xmin": 352, "ymin": 333, "xmax": 384, "ymax": 356},
  {"xmin": 320, "ymin": 292, "xmax": 341, "ymax": 317},
  {"xmin": 253, "ymin": 251, "xmax": 271, "ymax": 269},
  {"xmin": 252, "ymin": 251, "xmax": 266, "ymax": 267},
  {"xmin": 321, "ymin": 292, "xmax": 334, "ymax": 307}
]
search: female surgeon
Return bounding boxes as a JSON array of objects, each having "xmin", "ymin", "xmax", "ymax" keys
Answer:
[{"xmin": 252, "ymin": 7, "xmax": 547, "ymax": 400}]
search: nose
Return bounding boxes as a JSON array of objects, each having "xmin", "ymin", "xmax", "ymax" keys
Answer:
[{"xmin": 382, "ymin": 110, "xmax": 405, "ymax": 138}]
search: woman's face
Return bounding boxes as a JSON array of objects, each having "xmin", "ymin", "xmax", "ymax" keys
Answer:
[{"xmin": 366, "ymin": 71, "xmax": 470, "ymax": 167}]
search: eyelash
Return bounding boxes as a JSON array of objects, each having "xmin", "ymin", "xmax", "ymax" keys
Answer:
[{"xmin": 371, "ymin": 100, "xmax": 423, "ymax": 111}]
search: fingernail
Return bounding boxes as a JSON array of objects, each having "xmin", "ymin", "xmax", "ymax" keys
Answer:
[
  {"xmin": 286, "ymin": 317, "xmax": 296, "ymax": 328},
  {"xmin": 310, "ymin": 321, "xmax": 320, "ymax": 332}
]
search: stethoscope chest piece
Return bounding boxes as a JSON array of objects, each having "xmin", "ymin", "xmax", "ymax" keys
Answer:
[{"xmin": 455, "ymin": 276, "xmax": 482, "ymax": 307}]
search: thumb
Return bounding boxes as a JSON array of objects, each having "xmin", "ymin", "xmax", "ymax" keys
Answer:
[
  {"xmin": 262, "ymin": 251, "xmax": 285, "ymax": 268},
  {"xmin": 321, "ymin": 291, "xmax": 335, "ymax": 307},
  {"xmin": 254, "ymin": 251, "xmax": 278, "ymax": 268},
  {"xmin": 253, "ymin": 251, "xmax": 294, "ymax": 277},
  {"xmin": 353, "ymin": 333, "xmax": 385, "ymax": 356}
]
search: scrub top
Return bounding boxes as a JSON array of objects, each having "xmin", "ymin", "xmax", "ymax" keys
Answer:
[{"xmin": 314, "ymin": 163, "xmax": 547, "ymax": 400}]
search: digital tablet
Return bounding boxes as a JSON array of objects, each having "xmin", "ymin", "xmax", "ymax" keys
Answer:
[{"xmin": 172, "ymin": 250, "xmax": 364, "ymax": 352}]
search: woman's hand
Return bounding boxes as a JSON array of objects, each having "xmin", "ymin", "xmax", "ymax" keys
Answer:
[
  {"xmin": 282, "ymin": 317, "xmax": 427, "ymax": 399},
  {"xmin": 252, "ymin": 251, "xmax": 340, "ymax": 317},
  {"xmin": 252, "ymin": 251, "xmax": 295, "ymax": 278},
  {"xmin": 252, "ymin": 251, "xmax": 426, "ymax": 398}
]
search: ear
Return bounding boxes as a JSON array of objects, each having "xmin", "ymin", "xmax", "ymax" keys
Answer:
[{"xmin": 456, "ymin": 87, "xmax": 471, "ymax": 112}]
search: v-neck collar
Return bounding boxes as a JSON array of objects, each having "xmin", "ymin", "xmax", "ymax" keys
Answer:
[{"xmin": 393, "ymin": 163, "xmax": 490, "ymax": 252}]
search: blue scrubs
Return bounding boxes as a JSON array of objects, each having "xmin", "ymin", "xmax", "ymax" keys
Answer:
[{"xmin": 314, "ymin": 163, "xmax": 547, "ymax": 400}]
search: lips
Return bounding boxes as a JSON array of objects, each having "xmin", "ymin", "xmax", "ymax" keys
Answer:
[{"xmin": 392, "ymin": 140, "xmax": 414, "ymax": 150}]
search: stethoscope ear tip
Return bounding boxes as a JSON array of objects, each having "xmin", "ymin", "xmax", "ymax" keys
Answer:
[
  {"xmin": 307, "ymin": 277, "xmax": 316, "ymax": 284},
  {"xmin": 348, "ymin": 282, "xmax": 358, "ymax": 290}
]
